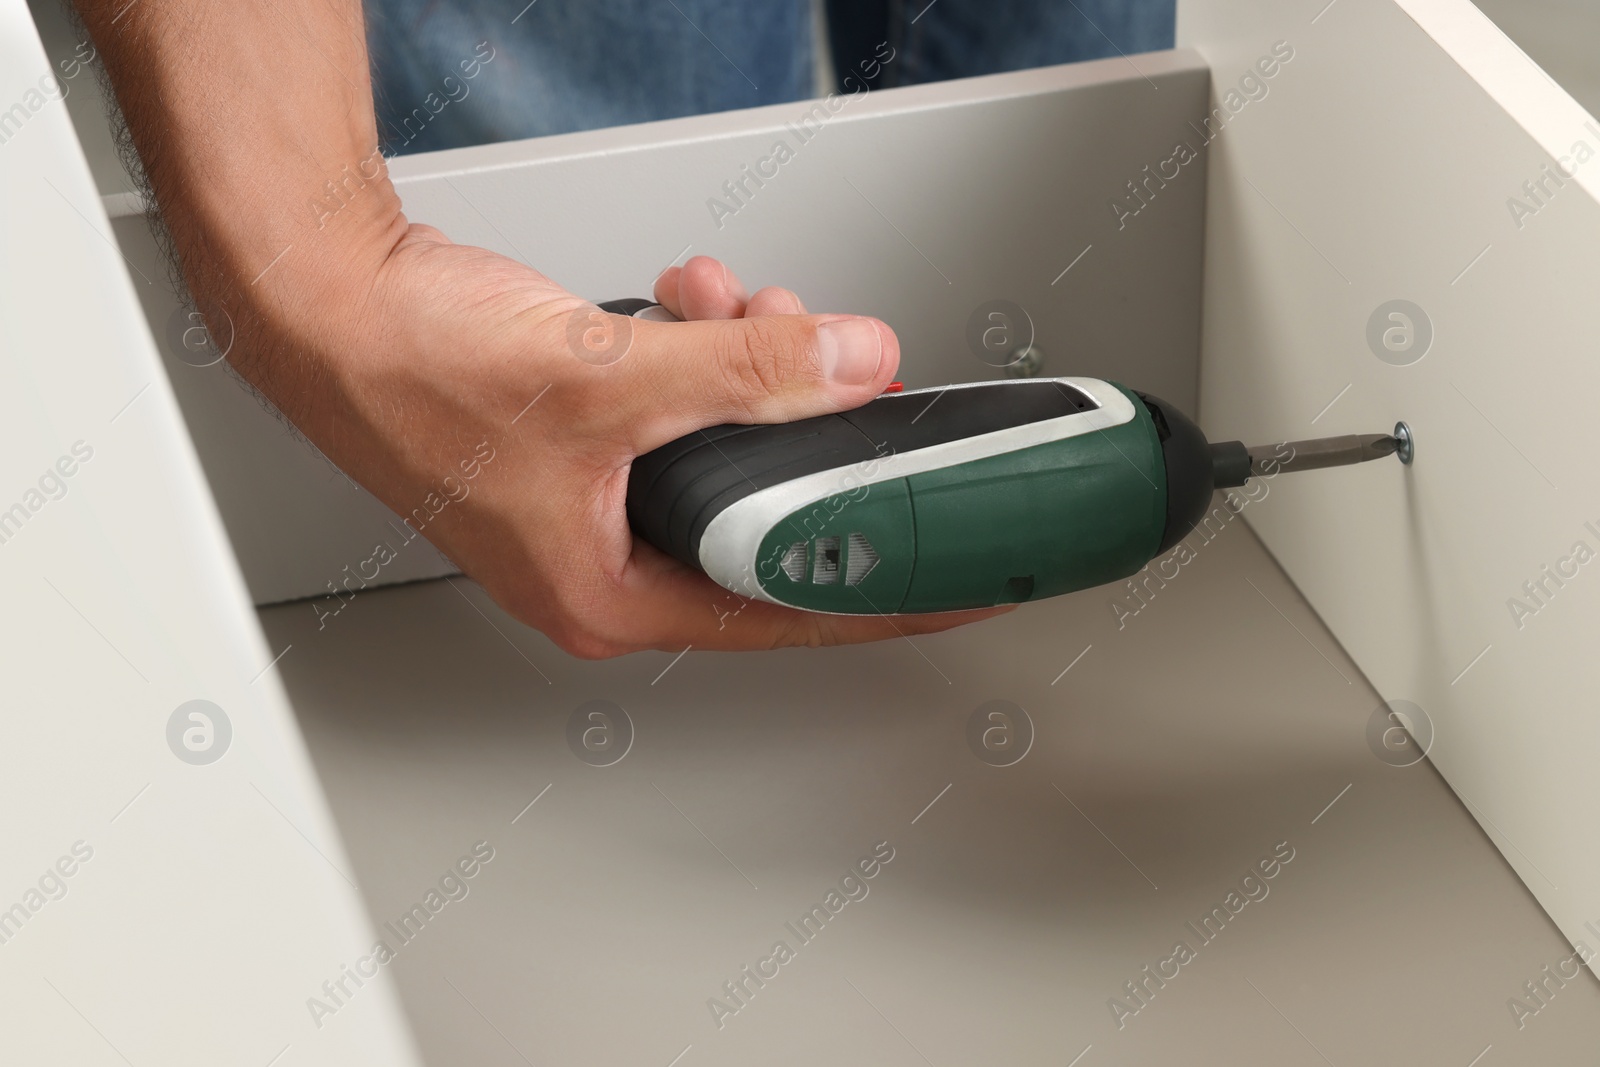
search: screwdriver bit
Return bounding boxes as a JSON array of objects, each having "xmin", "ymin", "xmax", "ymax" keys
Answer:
[{"xmin": 1248, "ymin": 433, "xmax": 1399, "ymax": 476}]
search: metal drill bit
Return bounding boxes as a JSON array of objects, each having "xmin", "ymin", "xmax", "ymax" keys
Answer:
[{"xmin": 1247, "ymin": 433, "xmax": 1399, "ymax": 476}]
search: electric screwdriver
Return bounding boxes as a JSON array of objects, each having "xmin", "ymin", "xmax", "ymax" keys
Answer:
[{"xmin": 608, "ymin": 301, "xmax": 1411, "ymax": 615}]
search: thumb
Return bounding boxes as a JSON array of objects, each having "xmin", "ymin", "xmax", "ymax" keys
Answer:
[{"xmin": 626, "ymin": 313, "xmax": 899, "ymax": 451}]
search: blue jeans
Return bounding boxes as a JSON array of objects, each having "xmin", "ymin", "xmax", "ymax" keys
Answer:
[{"xmin": 366, "ymin": 0, "xmax": 1175, "ymax": 155}]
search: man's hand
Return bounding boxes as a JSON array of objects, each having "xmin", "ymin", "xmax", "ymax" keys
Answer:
[
  {"xmin": 289, "ymin": 238, "xmax": 1006, "ymax": 657},
  {"xmin": 72, "ymin": 0, "xmax": 1004, "ymax": 656}
]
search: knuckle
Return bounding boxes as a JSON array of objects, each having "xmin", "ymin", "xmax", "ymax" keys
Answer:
[
  {"xmin": 546, "ymin": 611, "xmax": 628, "ymax": 660},
  {"xmin": 545, "ymin": 584, "xmax": 636, "ymax": 661},
  {"xmin": 770, "ymin": 611, "xmax": 827, "ymax": 650},
  {"xmin": 555, "ymin": 375, "xmax": 632, "ymax": 443},
  {"xmin": 716, "ymin": 319, "xmax": 812, "ymax": 404},
  {"xmin": 553, "ymin": 627, "xmax": 626, "ymax": 660},
  {"xmin": 501, "ymin": 575, "xmax": 627, "ymax": 660},
  {"xmin": 561, "ymin": 379, "xmax": 617, "ymax": 431}
]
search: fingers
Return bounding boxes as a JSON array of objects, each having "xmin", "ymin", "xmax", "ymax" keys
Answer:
[
  {"xmin": 600, "ymin": 541, "xmax": 1011, "ymax": 654},
  {"xmin": 652, "ymin": 257, "xmax": 805, "ymax": 320},
  {"xmin": 682, "ymin": 256, "xmax": 749, "ymax": 319},
  {"xmin": 652, "ymin": 265, "xmax": 684, "ymax": 317},
  {"xmin": 623, "ymin": 311, "xmax": 899, "ymax": 452},
  {"xmin": 654, "ymin": 255, "xmax": 747, "ymax": 320},
  {"xmin": 745, "ymin": 285, "xmax": 806, "ymax": 316}
]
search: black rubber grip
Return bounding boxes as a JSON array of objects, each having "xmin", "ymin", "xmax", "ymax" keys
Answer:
[
  {"xmin": 626, "ymin": 380, "xmax": 1098, "ymax": 569},
  {"xmin": 1209, "ymin": 441, "xmax": 1252, "ymax": 488},
  {"xmin": 1133, "ymin": 391, "xmax": 1226, "ymax": 555},
  {"xmin": 596, "ymin": 297, "xmax": 659, "ymax": 317}
]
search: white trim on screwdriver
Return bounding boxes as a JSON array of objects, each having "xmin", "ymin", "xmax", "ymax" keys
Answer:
[{"xmin": 698, "ymin": 377, "xmax": 1138, "ymax": 611}]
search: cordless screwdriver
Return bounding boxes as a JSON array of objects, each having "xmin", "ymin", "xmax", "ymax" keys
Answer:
[{"xmin": 606, "ymin": 301, "xmax": 1412, "ymax": 615}]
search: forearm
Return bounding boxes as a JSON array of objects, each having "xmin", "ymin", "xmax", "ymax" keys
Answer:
[
  {"xmin": 66, "ymin": 3, "xmax": 946, "ymax": 655},
  {"xmin": 72, "ymin": 0, "xmax": 404, "ymax": 400}
]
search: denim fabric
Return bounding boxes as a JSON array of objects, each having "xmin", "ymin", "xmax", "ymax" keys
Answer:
[
  {"xmin": 827, "ymin": 0, "xmax": 1175, "ymax": 91},
  {"xmin": 366, "ymin": 0, "xmax": 815, "ymax": 154},
  {"xmin": 366, "ymin": 0, "xmax": 1175, "ymax": 155}
]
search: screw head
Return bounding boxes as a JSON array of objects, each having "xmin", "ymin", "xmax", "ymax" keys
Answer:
[{"xmin": 1393, "ymin": 421, "xmax": 1415, "ymax": 465}]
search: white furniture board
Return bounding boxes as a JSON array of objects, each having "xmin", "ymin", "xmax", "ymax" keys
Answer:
[
  {"xmin": 14, "ymin": 0, "xmax": 1600, "ymax": 1058},
  {"xmin": 104, "ymin": 52, "xmax": 1212, "ymax": 607},
  {"xmin": 267, "ymin": 520, "xmax": 1600, "ymax": 1064},
  {"xmin": 0, "ymin": 4, "xmax": 420, "ymax": 1064},
  {"xmin": 1180, "ymin": 0, "xmax": 1600, "ymax": 975},
  {"xmin": 1471, "ymin": 0, "xmax": 1600, "ymax": 120}
]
